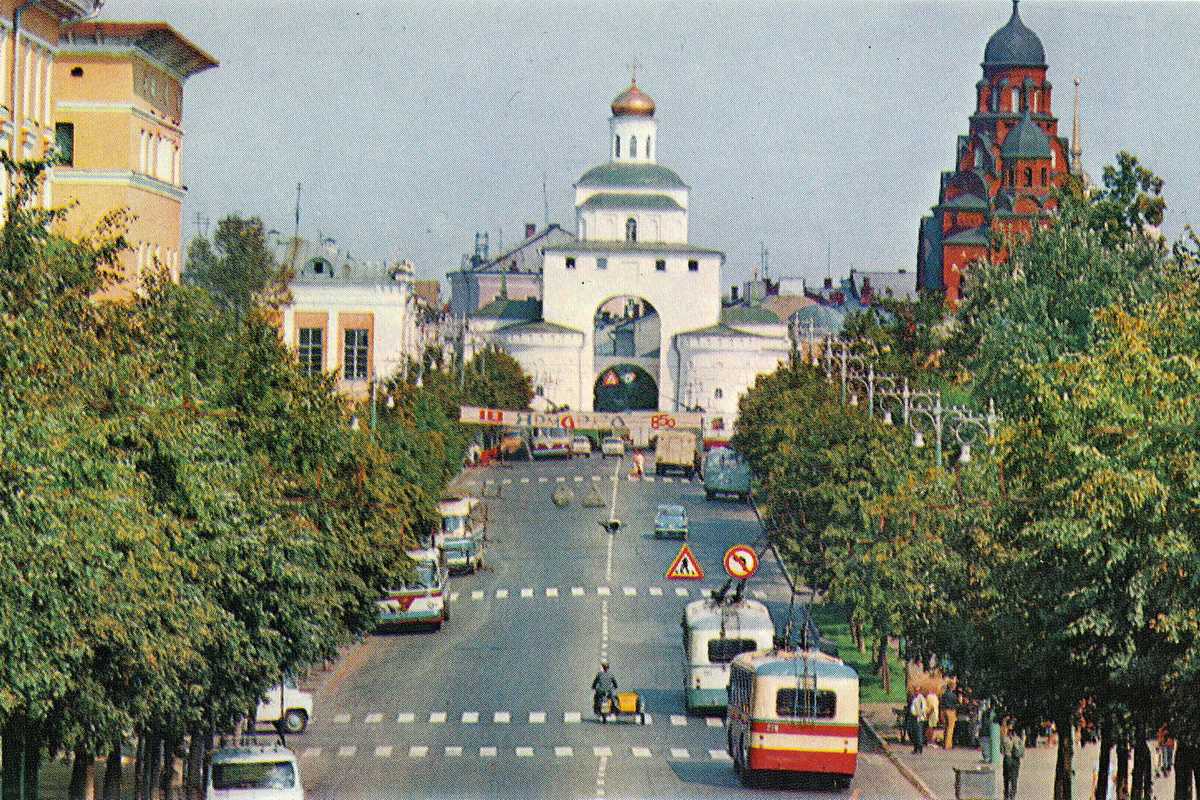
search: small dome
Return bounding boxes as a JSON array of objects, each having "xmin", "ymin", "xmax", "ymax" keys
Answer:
[
  {"xmin": 1001, "ymin": 110, "xmax": 1053, "ymax": 160},
  {"xmin": 983, "ymin": 0, "xmax": 1046, "ymax": 68},
  {"xmin": 611, "ymin": 81, "xmax": 655, "ymax": 117}
]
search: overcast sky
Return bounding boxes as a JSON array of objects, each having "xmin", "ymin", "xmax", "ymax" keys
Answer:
[{"xmin": 101, "ymin": 1, "xmax": 1198, "ymax": 288}]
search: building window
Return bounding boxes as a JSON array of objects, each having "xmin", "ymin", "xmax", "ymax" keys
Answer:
[
  {"xmin": 714, "ymin": 388, "xmax": 723, "ymax": 399},
  {"xmin": 298, "ymin": 328, "xmax": 323, "ymax": 375},
  {"xmin": 597, "ymin": 257, "xmax": 607, "ymax": 270},
  {"xmin": 1041, "ymin": 167, "xmax": 1047, "ymax": 186},
  {"xmin": 625, "ymin": 218, "xmax": 637, "ymax": 242},
  {"xmin": 655, "ymin": 259, "xmax": 666, "ymax": 271},
  {"xmin": 614, "ymin": 135, "xmax": 620, "ymax": 158},
  {"xmin": 565, "ymin": 256, "xmax": 576, "ymax": 270},
  {"xmin": 630, "ymin": 136, "xmax": 638, "ymax": 158},
  {"xmin": 646, "ymin": 136, "xmax": 651, "ymax": 159},
  {"xmin": 1025, "ymin": 167, "xmax": 1033, "ymax": 185},
  {"xmin": 343, "ymin": 329, "xmax": 369, "ymax": 380},
  {"xmin": 688, "ymin": 259, "xmax": 699, "ymax": 272},
  {"xmin": 54, "ymin": 123, "xmax": 73, "ymax": 166},
  {"xmin": 1011, "ymin": 87, "xmax": 1020, "ymax": 112}
]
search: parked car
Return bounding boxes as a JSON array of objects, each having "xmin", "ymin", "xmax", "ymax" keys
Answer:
[
  {"xmin": 601, "ymin": 436, "xmax": 626, "ymax": 458},
  {"xmin": 653, "ymin": 503, "xmax": 689, "ymax": 539},
  {"xmin": 255, "ymin": 683, "xmax": 313, "ymax": 734},
  {"xmin": 571, "ymin": 436, "xmax": 593, "ymax": 457},
  {"xmin": 207, "ymin": 744, "xmax": 304, "ymax": 800}
]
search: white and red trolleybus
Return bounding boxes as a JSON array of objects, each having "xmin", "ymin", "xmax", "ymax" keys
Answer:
[{"xmin": 726, "ymin": 648, "xmax": 859, "ymax": 789}]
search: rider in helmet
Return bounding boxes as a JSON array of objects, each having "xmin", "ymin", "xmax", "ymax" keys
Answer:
[{"xmin": 591, "ymin": 660, "xmax": 618, "ymax": 714}]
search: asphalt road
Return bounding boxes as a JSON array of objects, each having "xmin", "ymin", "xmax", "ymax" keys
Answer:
[{"xmin": 297, "ymin": 454, "xmax": 923, "ymax": 800}]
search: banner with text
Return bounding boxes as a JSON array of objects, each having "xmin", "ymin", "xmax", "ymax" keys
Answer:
[{"xmin": 459, "ymin": 406, "xmax": 703, "ymax": 431}]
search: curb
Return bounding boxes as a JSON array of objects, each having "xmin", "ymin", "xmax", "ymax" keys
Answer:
[{"xmin": 859, "ymin": 713, "xmax": 939, "ymax": 800}]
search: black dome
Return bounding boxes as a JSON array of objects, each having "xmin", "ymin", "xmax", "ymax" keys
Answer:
[{"xmin": 983, "ymin": 1, "xmax": 1046, "ymax": 68}]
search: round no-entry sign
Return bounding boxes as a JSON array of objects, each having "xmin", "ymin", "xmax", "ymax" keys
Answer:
[{"xmin": 724, "ymin": 545, "xmax": 758, "ymax": 578}]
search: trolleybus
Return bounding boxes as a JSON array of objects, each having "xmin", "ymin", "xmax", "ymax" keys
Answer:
[
  {"xmin": 682, "ymin": 586, "xmax": 775, "ymax": 712},
  {"xmin": 726, "ymin": 648, "xmax": 859, "ymax": 789}
]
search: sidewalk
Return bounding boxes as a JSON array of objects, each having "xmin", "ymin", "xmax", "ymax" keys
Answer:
[{"xmin": 861, "ymin": 702, "xmax": 1177, "ymax": 800}]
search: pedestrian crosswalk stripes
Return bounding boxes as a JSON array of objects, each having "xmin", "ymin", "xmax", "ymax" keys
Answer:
[
  {"xmin": 438, "ymin": 583, "xmax": 773, "ymax": 603},
  {"xmin": 303, "ymin": 745, "xmax": 728, "ymax": 762},
  {"xmin": 325, "ymin": 710, "xmax": 719, "ymax": 727}
]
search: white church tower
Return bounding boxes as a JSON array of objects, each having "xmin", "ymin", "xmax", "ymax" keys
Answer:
[{"xmin": 542, "ymin": 79, "xmax": 724, "ymax": 412}]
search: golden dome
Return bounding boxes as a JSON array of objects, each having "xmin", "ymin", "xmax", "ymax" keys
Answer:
[{"xmin": 611, "ymin": 81, "xmax": 655, "ymax": 117}]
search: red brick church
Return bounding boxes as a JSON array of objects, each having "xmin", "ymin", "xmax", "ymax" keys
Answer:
[{"xmin": 917, "ymin": 1, "xmax": 1076, "ymax": 305}]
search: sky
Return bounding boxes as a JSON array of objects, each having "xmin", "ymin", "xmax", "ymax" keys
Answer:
[{"xmin": 100, "ymin": 1, "xmax": 1200, "ymax": 289}]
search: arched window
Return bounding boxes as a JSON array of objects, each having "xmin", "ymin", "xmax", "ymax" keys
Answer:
[
  {"xmin": 614, "ymin": 135, "xmax": 621, "ymax": 158},
  {"xmin": 1041, "ymin": 167, "xmax": 1048, "ymax": 186},
  {"xmin": 1011, "ymin": 87, "xmax": 1020, "ymax": 112},
  {"xmin": 646, "ymin": 137, "xmax": 652, "ymax": 159},
  {"xmin": 630, "ymin": 136, "xmax": 638, "ymax": 158},
  {"xmin": 625, "ymin": 217, "xmax": 637, "ymax": 242},
  {"xmin": 1025, "ymin": 167, "xmax": 1033, "ymax": 185}
]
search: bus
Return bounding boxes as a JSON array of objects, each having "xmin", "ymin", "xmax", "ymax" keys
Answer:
[
  {"xmin": 726, "ymin": 648, "xmax": 859, "ymax": 789},
  {"xmin": 703, "ymin": 446, "xmax": 751, "ymax": 501},
  {"xmin": 438, "ymin": 496, "xmax": 484, "ymax": 574},
  {"xmin": 376, "ymin": 548, "xmax": 448, "ymax": 630},
  {"xmin": 681, "ymin": 588, "xmax": 775, "ymax": 712},
  {"xmin": 531, "ymin": 426, "xmax": 573, "ymax": 459}
]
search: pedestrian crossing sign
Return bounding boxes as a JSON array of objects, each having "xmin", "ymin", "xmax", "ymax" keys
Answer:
[{"xmin": 666, "ymin": 545, "xmax": 704, "ymax": 580}]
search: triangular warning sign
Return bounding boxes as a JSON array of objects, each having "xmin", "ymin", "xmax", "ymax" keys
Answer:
[{"xmin": 666, "ymin": 544, "xmax": 704, "ymax": 580}]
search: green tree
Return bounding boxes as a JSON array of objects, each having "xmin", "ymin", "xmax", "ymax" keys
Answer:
[{"xmin": 184, "ymin": 216, "xmax": 292, "ymax": 326}]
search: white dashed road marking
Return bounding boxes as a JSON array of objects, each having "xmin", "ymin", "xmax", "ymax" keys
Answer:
[
  {"xmin": 521, "ymin": 587, "xmax": 534, "ymax": 597},
  {"xmin": 649, "ymin": 586, "xmax": 663, "ymax": 596},
  {"xmin": 445, "ymin": 746, "xmax": 462, "ymax": 757},
  {"xmin": 516, "ymin": 747, "xmax": 534, "ymax": 757},
  {"xmin": 670, "ymin": 715, "xmax": 687, "ymax": 726},
  {"xmin": 496, "ymin": 589, "xmax": 509, "ymax": 598},
  {"xmin": 374, "ymin": 746, "xmax": 392, "ymax": 758},
  {"xmin": 675, "ymin": 587, "xmax": 690, "ymax": 597},
  {"xmin": 707, "ymin": 717, "xmax": 723, "ymax": 727},
  {"xmin": 546, "ymin": 587, "xmax": 559, "ymax": 597},
  {"xmin": 632, "ymin": 747, "xmax": 652, "ymax": 758},
  {"xmin": 565, "ymin": 712, "xmax": 581, "ymax": 723},
  {"xmin": 364, "ymin": 713, "xmax": 382, "ymax": 724},
  {"xmin": 597, "ymin": 586, "xmax": 611, "ymax": 596},
  {"xmin": 530, "ymin": 712, "xmax": 546, "ymax": 723},
  {"xmin": 571, "ymin": 586, "xmax": 585, "ymax": 596},
  {"xmin": 409, "ymin": 746, "xmax": 428, "ymax": 758},
  {"xmin": 594, "ymin": 746, "xmax": 612, "ymax": 757},
  {"xmin": 337, "ymin": 746, "xmax": 356, "ymax": 758},
  {"xmin": 397, "ymin": 712, "xmax": 414, "ymax": 723},
  {"xmin": 471, "ymin": 590, "xmax": 484, "ymax": 600},
  {"xmin": 480, "ymin": 747, "xmax": 497, "ymax": 757},
  {"xmin": 494, "ymin": 711, "xmax": 511, "ymax": 723},
  {"xmin": 622, "ymin": 586, "xmax": 636, "ymax": 596},
  {"xmin": 301, "ymin": 747, "xmax": 321, "ymax": 759},
  {"xmin": 710, "ymin": 749, "xmax": 732, "ymax": 761},
  {"xmin": 333, "ymin": 713, "xmax": 351, "ymax": 724},
  {"xmin": 556, "ymin": 746, "xmax": 574, "ymax": 758},
  {"xmin": 462, "ymin": 711, "xmax": 479, "ymax": 723},
  {"xmin": 430, "ymin": 712, "xmax": 447, "ymax": 723},
  {"xmin": 671, "ymin": 748, "xmax": 690, "ymax": 759}
]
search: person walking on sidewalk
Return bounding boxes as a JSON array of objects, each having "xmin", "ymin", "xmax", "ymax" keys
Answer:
[
  {"xmin": 909, "ymin": 691, "xmax": 929, "ymax": 753},
  {"xmin": 942, "ymin": 683, "xmax": 960, "ymax": 748},
  {"xmin": 1001, "ymin": 719, "xmax": 1024, "ymax": 800},
  {"xmin": 924, "ymin": 687, "xmax": 940, "ymax": 747}
]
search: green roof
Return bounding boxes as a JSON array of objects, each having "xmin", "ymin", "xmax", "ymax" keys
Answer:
[
  {"xmin": 939, "ymin": 193, "xmax": 991, "ymax": 211},
  {"xmin": 722, "ymin": 305, "xmax": 781, "ymax": 324},
  {"xmin": 577, "ymin": 162, "xmax": 688, "ymax": 190},
  {"xmin": 944, "ymin": 226, "xmax": 992, "ymax": 246},
  {"xmin": 474, "ymin": 297, "xmax": 542, "ymax": 321},
  {"xmin": 500, "ymin": 320, "xmax": 583, "ymax": 335},
  {"xmin": 1001, "ymin": 112, "xmax": 1053, "ymax": 160},
  {"xmin": 678, "ymin": 323, "xmax": 771, "ymax": 339},
  {"xmin": 579, "ymin": 193, "xmax": 685, "ymax": 212}
]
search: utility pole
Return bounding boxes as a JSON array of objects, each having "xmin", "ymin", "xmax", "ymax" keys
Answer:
[{"xmin": 293, "ymin": 182, "xmax": 302, "ymax": 242}]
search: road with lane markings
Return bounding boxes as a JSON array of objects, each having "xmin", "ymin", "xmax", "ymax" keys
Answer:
[{"xmin": 297, "ymin": 455, "xmax": 922, "ymax": 799}]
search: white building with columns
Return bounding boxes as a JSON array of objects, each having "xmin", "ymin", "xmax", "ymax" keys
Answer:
[{"xmin": 464, "ymin": 80, "xmax": 794, "ymax": 436}]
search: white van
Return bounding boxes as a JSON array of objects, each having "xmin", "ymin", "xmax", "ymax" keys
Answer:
[
  {"xmin": 255, "ymin": 684, "xmax": 312, "ymax": 734},
  {"xmin": 206, "ymin": 744, "xmax": 303, "ymax": 800}
]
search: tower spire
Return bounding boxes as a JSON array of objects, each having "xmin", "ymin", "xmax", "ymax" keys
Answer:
[{"xmin": 1071, "ymin": 74, "xmax": 1083, "ymax": 176}]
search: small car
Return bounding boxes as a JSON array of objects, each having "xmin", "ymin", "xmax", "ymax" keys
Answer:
[
  {"xmin": 600, "ymin": 436, "xmax": 626, "ymax": 458},
  {"xmin": 653, "ymin": 504, "xmax": 688, "ymax": 539},
  {"xmin": 571, "ymin": 436, "xmax": 593, "ymax": 457},
  {"xmin": 207, "ymin": 744, "xmax": 303, "ymax": 800}
]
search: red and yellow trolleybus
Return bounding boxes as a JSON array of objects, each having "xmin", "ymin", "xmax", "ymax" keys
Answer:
[{"xmin": 726, "ymin": 648, "xmax": 859, "ymax": 790}]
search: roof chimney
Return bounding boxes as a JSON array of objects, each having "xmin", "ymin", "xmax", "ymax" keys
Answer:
[
  {"xmin": 731, "ymin": 285, "xmax": 739, "ymax": 302},
  {"xmin": 525, "ymin": 223, "xmax": 536, "ymax": 239}
]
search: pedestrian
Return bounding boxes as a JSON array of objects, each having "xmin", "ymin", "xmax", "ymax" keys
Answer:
[
  {"xmin": 925, "ymin": 686, "xmax": 940, "ymax": 747},
  {"xmin": 630, "ymin": 449, "xmax": 645, "ymax": 477},
  {"xmin": 909, "ymin": 691, "xmax": 928, "ymax": 753},
  {"xmin": 1157, "ymin": 722, "xmax": 1175, "ymax": 777},
  {"xmin": 979, "ymin": 697, "xmax": 994, "ymax": 763},
  {"xmin": 941, "ymin": 682, "xmax": 960, "ymax": 748},
  {"xmin": 1001, "ymin": 719, "xmax": 1024, "ymax": 800}
]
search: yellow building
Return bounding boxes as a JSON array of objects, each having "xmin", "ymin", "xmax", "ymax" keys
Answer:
[
  {"xmin": 0, "ymin": 1, "xmax": 99, "ymax": 162},
  {"xmin": 50, "ymin": 21, "xmax": 216, "ymax": 293}
]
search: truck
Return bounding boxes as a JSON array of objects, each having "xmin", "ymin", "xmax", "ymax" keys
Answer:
[
  {"xmin": 255, "ymin": 683, "xmax": 313, "ymax": 734},
  {"xmin": 654, "ymin": 430, "xmax": 700, "ymax": 477}
]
